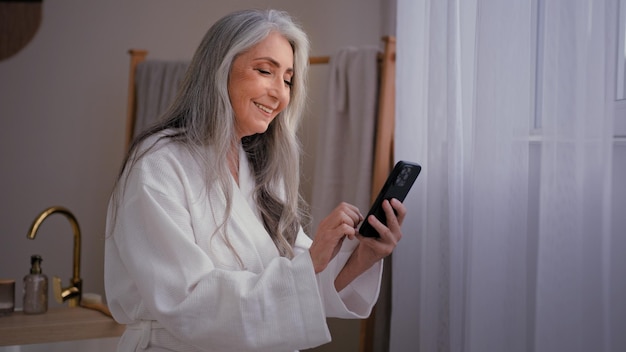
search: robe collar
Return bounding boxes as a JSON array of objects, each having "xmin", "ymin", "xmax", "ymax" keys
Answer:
[{"xmin": 226, "ymin": 145, "xmax": 281, "ymax": 271}]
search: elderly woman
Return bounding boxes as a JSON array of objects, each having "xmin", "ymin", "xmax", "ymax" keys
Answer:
[{"xmin": 105, "ymin": 8, "xmax": 405, "ymax": 352}]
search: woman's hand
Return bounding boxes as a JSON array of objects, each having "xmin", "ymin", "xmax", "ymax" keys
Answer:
[
  {"xmin": 356, "ymin": 198, "xmax": 406, "ymax": 263},
  {"xmin": 334, "ymin": 198, "xmax": 406, "ymax": 291},
  {"xmin": 309, "ymin": 202, "xmax": 363, "ymax": 273}
]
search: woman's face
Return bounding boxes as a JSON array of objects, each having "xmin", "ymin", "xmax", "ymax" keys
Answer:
[{"xmin": 228, "ymin": 31, "xmax": 294, "ymax": 139}]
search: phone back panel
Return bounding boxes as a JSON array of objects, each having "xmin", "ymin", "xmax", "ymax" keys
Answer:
[{"xmin": 359, "ymin": 161, "xmax": 421, "ymax": 237}]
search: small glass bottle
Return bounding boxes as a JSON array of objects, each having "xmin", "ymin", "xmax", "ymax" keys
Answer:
[{"xmin": 23, "ymin": 254, "xmax": 48, "ymax": 314}]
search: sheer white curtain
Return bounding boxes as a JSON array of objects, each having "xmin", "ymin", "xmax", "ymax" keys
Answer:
[{"xmin": 392, "ymin": 0, "xmax": 621, "ymax": 351}]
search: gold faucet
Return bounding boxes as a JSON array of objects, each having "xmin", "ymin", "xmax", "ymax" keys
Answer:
[{"xmin": 27, "ymin": 206, "xmax": 82, "ymax": 307}]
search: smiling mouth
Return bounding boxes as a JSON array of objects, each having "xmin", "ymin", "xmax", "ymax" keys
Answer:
[{"xmin": 254, "ymin": 102, "xmax": 274, "ymax": 114}]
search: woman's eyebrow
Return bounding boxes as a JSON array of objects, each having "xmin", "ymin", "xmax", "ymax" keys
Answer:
[{"xmin": 254, "ymin": 57, "xmax": 294, "ymax": 74}]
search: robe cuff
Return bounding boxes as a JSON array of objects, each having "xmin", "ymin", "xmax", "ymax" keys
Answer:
[
  {"xmin": 292, "ymin": 251, "xmax": 333, "ymax": 345},
  {"xmin": 315, "ymin": 238, "xmax": 383, "ymax": 318}
]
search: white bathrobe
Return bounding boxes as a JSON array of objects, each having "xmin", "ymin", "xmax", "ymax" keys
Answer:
[{"xmin": 105, "ymin": 132, "xmax": 382, "ymax": 352}]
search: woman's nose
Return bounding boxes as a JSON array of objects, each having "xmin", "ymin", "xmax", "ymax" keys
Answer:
[{"xmin": 268, "ymin": 78, "xmax": 290, "ymax": 103}]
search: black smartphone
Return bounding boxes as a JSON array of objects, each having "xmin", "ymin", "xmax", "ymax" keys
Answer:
[{"xmin": 359, "ymin": 161, "xmax": 421, "ymax": 238}]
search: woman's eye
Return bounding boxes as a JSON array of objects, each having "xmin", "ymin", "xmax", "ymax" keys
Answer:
[
  {"xmin": 284, "ymin": 80, "xmax": 293, "ymax": 87},
  {"xmin": 257, "ymin": 69, "xmax": 270, "ymax": 75}
]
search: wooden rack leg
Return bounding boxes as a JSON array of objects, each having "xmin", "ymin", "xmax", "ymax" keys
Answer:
[
  {"xmin": 125, "ymin": 49, "xmax": 148, "ymax": 151},
  {"xmin": 359, "ymin": 35, "xmax": 396, "ymax": 352}
]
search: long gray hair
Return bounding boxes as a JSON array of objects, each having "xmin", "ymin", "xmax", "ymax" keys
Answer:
[{"xmin": 115, "ymin": 9, "xmax": 310, "ymax": 259}]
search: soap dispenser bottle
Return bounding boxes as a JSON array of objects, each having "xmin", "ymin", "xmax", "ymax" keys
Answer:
[{"xmin": 23, "ymin": 254, "xmax": 48, "ymax": 314}]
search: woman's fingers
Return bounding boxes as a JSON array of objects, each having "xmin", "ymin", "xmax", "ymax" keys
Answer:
[
  {"xmin": 383, "ymin": 198, "xmax": 406, "ymax": 235},
  {"xmin": 334, "ymin": 202, "xmax": 363, "ymax": 228},
  {"xmin": 320, "ymin": 202, "xmax": 363, "ymax": 240},
  {"xmin": 310, "ymin": 202, "xmax": 364, "ymax": 273},
  {"xmin": 364, "ymin": 199, "xmax": 405, "ymax": 243}
]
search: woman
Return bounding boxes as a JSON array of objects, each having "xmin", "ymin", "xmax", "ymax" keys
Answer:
[{"xmin": 105, "ymin": 8, "xmax": 406, "ymax": 352}]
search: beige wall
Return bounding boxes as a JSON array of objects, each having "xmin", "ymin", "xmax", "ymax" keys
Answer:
[{"xmin": 0, "ymin": 0, "xmax": 393, "ymax": 350}]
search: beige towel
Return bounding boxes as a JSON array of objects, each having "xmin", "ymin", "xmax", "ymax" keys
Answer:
[
  {"xmin": 134, "ymin": 60, "xmax": 189, "ymax": 138},
  {"xmin": 310, "ymin": 46, "xmax": 380, "ymax": 234}
]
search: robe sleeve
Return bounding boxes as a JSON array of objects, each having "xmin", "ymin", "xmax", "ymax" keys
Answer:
[{"xmin": 294, "ymin": 229, "xmax": 383, "ymax": 319}]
